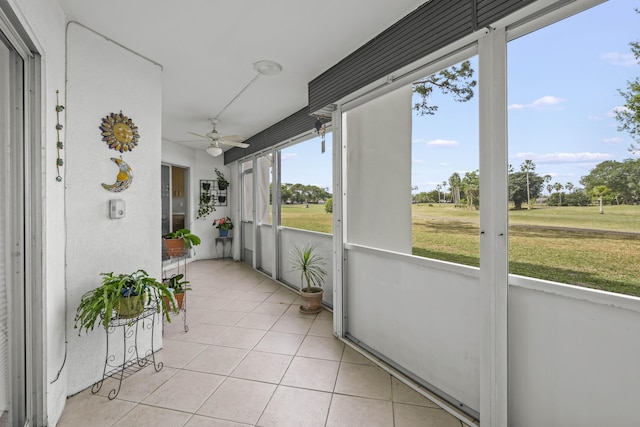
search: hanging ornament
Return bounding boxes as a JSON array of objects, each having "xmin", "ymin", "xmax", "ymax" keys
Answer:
[
  {"xmin": 314, "ymin": 117, "xmax": 326, "ymax": 154},
  {"xmin": 55, "ymin": 90, "xmax": 64, "ymax": 182}
]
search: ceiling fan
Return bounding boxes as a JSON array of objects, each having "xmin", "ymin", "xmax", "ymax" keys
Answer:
[{"xmin": 188, "ymin": 118, "xmax": 249, "ymax": 156}]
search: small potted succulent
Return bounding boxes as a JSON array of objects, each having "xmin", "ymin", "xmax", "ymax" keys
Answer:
[
  {"xmin": 163, "ymin": 228, "xmax": 201, "ymax": 256},
  {"xmin": 213, "ymin": 217, "xmax": 234, "ymax": 237},
  {"xmin": 290, "ymin": 244, "xmax": 327, "ymax": 314},
  {"xmin": 74, "ymin": 269, "xmax": 177, "ymax": 335}
]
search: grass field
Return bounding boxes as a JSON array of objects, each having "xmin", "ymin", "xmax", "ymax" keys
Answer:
[{"xmin": 280, "ymin": 203, "xmax": 640, "ymax": 296}]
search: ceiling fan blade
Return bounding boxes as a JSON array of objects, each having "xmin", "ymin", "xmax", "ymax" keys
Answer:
[
  {"xmin": 221, "ymin": 139, "xmax": 250, "ymax": 148},
  {"xmin": 187, "ymin": 131, "xmax": 211, "ymax": 140},
  {"xmin": 221, "ymin": 135, "xmax": 244, "ymax": 143}
]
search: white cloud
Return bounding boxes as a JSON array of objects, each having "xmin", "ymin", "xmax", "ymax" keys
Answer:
[
  {"xmin": 529, "ymin": 96, "xmax": 563, "ymax": 109},
  {"xmin": 512, "ymin": 151, "xmax": 613, "ymax": 164},
  {"xmin": 602, "ymin": 51, "xmax": 637, "ymax": 67},
  {"xmin": 603, "ymin": 137, "xmax": 623, "ymax": 144},
  {"xmin": 412, "ymin": 159, "xmax": 425, "ymax": 164},
  {"xmin": 426, "ymin": 139, "xmax": 458, "ymax": 148},
  {"xmin": 509, "ymin": 96, "xmax": 563, "ymax": 111},
  {"xmin": 280, "ymin": 153, "xmax": 298, "ymax": 161},
  {"xmin": 587, "ymin": 114, "xmax": 605, "ymax": 121},
  {"xmin": 412, "ymin": 138, "xmax": 426, "ymax": 144}
]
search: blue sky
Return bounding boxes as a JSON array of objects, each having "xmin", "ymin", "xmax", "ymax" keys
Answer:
[{"xmin": 282, "ymin": 1, "xmax": 639, "ymax": 194}]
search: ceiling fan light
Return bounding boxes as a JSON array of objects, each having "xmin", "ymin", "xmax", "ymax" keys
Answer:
[{"xmin": 206, "ymin": 146, "xmax": 223, "ymax": 157}]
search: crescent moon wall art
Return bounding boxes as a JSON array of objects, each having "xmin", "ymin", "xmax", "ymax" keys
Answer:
[{"xmin": 102, "ymin": 157, "xmax": 133, "ymax": 192}]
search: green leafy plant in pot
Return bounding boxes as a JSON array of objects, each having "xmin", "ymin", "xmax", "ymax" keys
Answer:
[
  {"xmin": 163, "ymin": 273, "xmax": 191, "ymax": 310},
  {"xmin": 163, "ymin": 228, "xmax": 201, "ymax": 257},
  {"xmin": 290, "ymin": 244, "xmax": 327, "ymax": 314},
  {"xmin": 74, "ymin": 269, "xmax": 177, "ymax": 335},
  {"xmin": 215, "ymin": 168, "xmax": 229, "ymax": 190}
]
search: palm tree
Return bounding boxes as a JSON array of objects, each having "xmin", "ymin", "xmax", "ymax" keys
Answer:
[
  {"xmin": 448, "ymin": 172, "xmax": 462, "ymax": 207},
  {"xmin": 521, "ymin": 160, "xmax": 536, "ymax": 210},
  {"xmin": 435, "ymin": 184, "xmax": 442, "ymax": 204},
  {"xmin": 565, "ymin": 182, "xmax": 574, "ymax": 193},
  {"xmin": 462, "ymin": 170, "xmax": 480, "ymax": 209},
  {"xmin": 554, "ymin": 182, "xmax": 564, "ymax": 206},
  {"xmin": 544, "ymin": 175, "xmax": 552, "ymax": 195},
  {"xmin": 442, "ymin": 181, "xmax": 447, "ymax": 203}
]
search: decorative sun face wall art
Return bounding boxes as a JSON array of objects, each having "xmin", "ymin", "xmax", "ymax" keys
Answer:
[{"xmin": 100, "ymin": 111, "xmax": 140, "ymax": 152}]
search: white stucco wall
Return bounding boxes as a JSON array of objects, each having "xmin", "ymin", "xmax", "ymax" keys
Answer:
[
  {"xmin": 5, "ymin": 0, "xmax": 68, "ymax": 423},
  {"xmin": 64, "ymin": 23, "xmax": 162, "ymax": 395}
]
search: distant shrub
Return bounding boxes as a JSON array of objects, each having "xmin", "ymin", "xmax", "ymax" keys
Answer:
[{"xmin": 325, "ymin": 197, "xmax": 333, "ymax": 214}]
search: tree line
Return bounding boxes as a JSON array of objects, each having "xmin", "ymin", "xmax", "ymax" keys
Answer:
[
  {"xmin": 275, "ymin": 183, "xmax": 331, "ymax": 204},
  {"xmin": 412, "ymin": 158, "xmax": 640, "ymax": 209}
]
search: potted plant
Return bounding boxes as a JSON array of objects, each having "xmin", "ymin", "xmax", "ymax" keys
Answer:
[
  {"xmin": 163, "ymin": 273, "xmax": 191, "ymax": 310},
  {"xmin": 290, "ymin": 243, "xmax": 327, "ymax": 314},
  {"xmin": 213, "ymin": 217, "xmax": 233, "ymax": 237},
  {"xmin": 197, "ymin": 190, "xmax": 216, "ymax": 219},
  {"xmin": 74, "ymin": 269, "xmax": 177, "ymax": 335},
  {"xmin": 215, "ymin": 168, "xmax": 229, "ymax": 190},
  {"xmin": 163, "ymin": 228, "xmax": 201, "ymax": 256}
]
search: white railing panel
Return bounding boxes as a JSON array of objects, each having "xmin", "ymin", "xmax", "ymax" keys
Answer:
[
  {"xmin": 278, "ymin": 227, "xmax": 334, "ymax": 307},
  {"xmin": 258, "ymin": 224, "xmax": 273, "ymax": 275},
  {"xmin": 345, "ymin": 244, "xmax": 481, "ymax": 412},
  {"xmin": 509, "ymin": 277, "xmax": 640, "ymax": 426}
]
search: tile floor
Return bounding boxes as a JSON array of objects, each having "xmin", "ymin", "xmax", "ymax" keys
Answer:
[{"xmin": 57, "ymin": 259, "xmax": 468, "ymax": 427}]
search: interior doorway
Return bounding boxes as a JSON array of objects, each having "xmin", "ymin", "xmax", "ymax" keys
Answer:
[{"xmin": 161, "ymin": 164, "xmax": 190, "ymax": 235}]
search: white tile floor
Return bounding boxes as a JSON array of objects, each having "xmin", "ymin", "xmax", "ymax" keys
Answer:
[{"xmin": 57, "ymin": 259, "xmax": 468, "ymax": 426}]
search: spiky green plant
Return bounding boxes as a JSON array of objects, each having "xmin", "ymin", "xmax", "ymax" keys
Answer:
[{"xmin": 289, "ymin": 244, "xmax": 327, "ymax": 292}]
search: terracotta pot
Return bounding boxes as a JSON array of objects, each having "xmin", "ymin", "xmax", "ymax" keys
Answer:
[
  {"xmin": 164, "ymin": 238, "xmax": 185, "ymax": 257},
  {"xmin": 299, "ymin": 287, "xmax": 323, "ymax": 314},
  {"xmin": 164, "ymin": 292, "xmax": 185, "ymax": 312},
  {"xmin": 115, "ymin": 293, "xmax": 146, "ymax": 318}
]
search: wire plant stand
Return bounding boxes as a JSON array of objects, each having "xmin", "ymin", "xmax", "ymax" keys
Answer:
[
  {"xmin": 91, "ymin": 304, "xmax": 162, "ymax": 400},
  {"xmin": 162, "ymin": 246, "xmax": 189, "ymax": 333}
]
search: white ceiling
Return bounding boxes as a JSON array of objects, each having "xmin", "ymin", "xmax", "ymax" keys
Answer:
[{"xmin": 57, "ymin": 0, "xmax": 426, "ymax": 153}]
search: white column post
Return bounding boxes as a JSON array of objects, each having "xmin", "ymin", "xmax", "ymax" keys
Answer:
[
  {"xmin": 332, "ymin": 106, "xmax": 345, "ymax": 337},
  {"xmin": 479, "ymin": 27, "xmax": 509, "ymax": 427}
]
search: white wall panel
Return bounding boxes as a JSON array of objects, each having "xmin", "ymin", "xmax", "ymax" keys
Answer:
[
  {"xmin": 65, "ymin": 24, "xmax": 162, "ymax": 394},
  {"xmin": 509, "ymin": 279, "xmax": 640, "ymax": 426},
  {"xmin": 345, "ymin": 85, "xmax": 412, "ymax": 254},
  {"xmin": 345, "ymin": 245, "xmax": 481, "ymax": 412}
]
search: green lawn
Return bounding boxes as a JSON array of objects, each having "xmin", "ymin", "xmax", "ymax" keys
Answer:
[{"xmin": 279, "ymin": 203, "xmax": 640, "ymax": 296}]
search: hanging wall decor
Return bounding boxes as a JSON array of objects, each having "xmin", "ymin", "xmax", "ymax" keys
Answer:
[
  {"xmin": 102, "ymin": 157, "xmax": 133, "ymax": 192},
  {"xmin": 100, "ymin": 111, "xmax": 140, "ymax": 152},
  {"xmin": 55, "ymin": 90, "xmax": 65, "ymax": 182}
]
